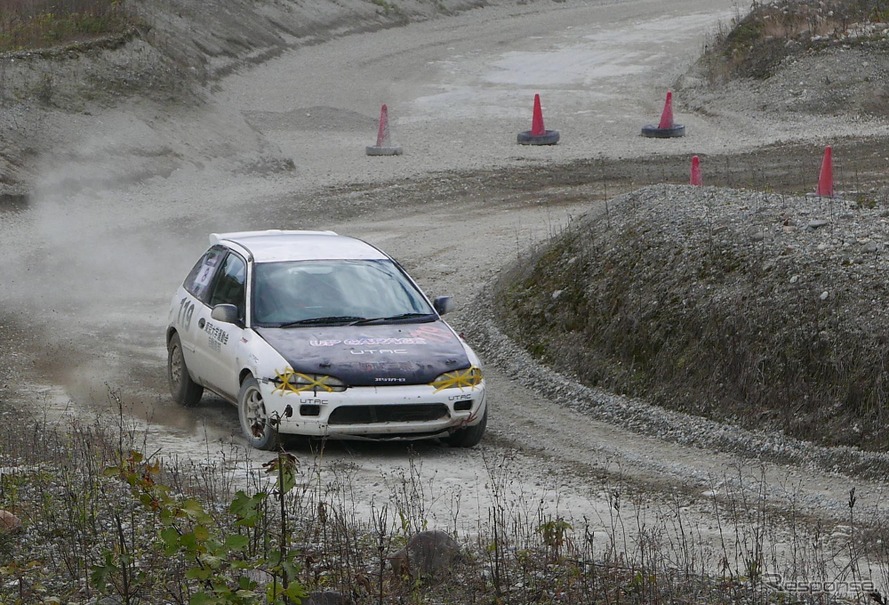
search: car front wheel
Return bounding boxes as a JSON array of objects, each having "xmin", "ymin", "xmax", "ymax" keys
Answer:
[
  {"xmin": 445, "ymin": 406, "xmax": 487, "ymax": 448},
  {"xmin": 238, "ymin": 376, "xmax": 279, "ymax": 451},
  {"xmin": 168, "ymin": 333, "xmax": 203, "ymax": 406}
]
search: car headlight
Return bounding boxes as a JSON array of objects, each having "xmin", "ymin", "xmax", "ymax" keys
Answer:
[
  {"xmin": 430, "ymin": 367, "xmax": 483, "ymax": 392},
  {"xmin": 272, "ymin": 369, "xmax": 347, "ymax": 394}
]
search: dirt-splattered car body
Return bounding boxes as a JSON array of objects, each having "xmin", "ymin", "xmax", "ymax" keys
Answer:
[{"xmin": 165, "ymin": 230, "xmax": 487, "ymax": 450}]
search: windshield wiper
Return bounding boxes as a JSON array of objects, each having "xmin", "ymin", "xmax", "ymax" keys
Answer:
[
  {"xmin": 348, "ymin": 313, "xmax": 437, "ymax": 326},
  {"xmin": 279, "ymin": 316, "xmax": 364, "ymax": 328}
]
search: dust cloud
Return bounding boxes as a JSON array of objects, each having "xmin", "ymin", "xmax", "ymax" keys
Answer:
[{"xmin": 0, "ymin": 96, "xmax": 288, "ymax": 433}]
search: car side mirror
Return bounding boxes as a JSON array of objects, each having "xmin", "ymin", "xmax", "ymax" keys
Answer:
[
  {"xmin": 433, "ymin": 296, "xmax": 454, "ymax": 316},
  {"xmin": 211, "ymin": 303, "xmax": 240, "ymax": 324}
]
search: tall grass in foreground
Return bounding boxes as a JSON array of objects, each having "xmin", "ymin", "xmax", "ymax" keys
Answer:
[
  {"xmin": 1, "ymin": 389, "xmax": 888, "ymax": 603},
  {"xmin": 0, "ymin": 0, "xmax": 135, "ymax": 52}
]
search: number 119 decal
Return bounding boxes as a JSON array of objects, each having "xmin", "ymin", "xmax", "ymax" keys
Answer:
[{"xmin": 177, "ymin": 297, "xmax": 195, "ymax": 330}]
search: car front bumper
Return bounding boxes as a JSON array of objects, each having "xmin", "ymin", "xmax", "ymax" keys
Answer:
[{"xmin": 258, "ymin": 379, "xmax": 487, "ymax": 439}]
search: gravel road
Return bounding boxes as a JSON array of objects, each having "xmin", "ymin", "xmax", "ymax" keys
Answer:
[{"xmin": 2, "ymin": 0, "xmax": 889, "ymax": 583}]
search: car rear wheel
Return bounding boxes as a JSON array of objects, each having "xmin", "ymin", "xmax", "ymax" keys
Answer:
[
  {"xmin": 168, "ymin": 333, "xmax": 203, "ymax": 406},
  {"xmin": 238, "ymin": 376, "xmax": 279, "ymax": 451},
  {"xmin": 445, "ymin": 406, "xmax": 487, "ymax": 448}
]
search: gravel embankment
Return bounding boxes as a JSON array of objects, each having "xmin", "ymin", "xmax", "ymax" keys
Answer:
[{"xmin": 470, "ymin": 184, "xmax": 889, "ymax": 486}]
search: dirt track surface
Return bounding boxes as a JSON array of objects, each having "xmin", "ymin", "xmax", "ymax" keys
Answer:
[{"xmin": 3, "ymin": 0, "xmax": 889, "ymax": 579}]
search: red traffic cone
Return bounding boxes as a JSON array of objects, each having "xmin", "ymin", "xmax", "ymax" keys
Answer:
[
  {"xmin": 641, "ymin": 90, "xmax": 685, "ymax": 138},
  {"xmin": 517, "ymin": 93, "xmax": 559, "ymax": 145},
  {"xmin": 690, "ymin": 155, "xmax": 702, "ymax": 186},
  {"xmin": 816, "ymin": 145, "xmax": 833, "ymax": 197},
  {"xmin": 376, "ymin": 104, "xmax": 391, "ymax": 146},
  {"xmin": 531, "ymin": 93, "xmax": 545, "ymax": 136},
  {"xmin": 366, "ymin": 104, "xmax": 403, "ymax": 156},
  {"xmin": 658, "ymin": 91, "xmax": 675, "ymax": 129}
]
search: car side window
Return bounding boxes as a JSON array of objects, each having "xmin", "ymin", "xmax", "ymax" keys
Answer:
[
  {"xmin": 183, "ymin": 246, "xmax": 227, "ymax": 302},
  {"xmin": 208, "ymin": 253, "xmax": 247, "ymax": 319}
]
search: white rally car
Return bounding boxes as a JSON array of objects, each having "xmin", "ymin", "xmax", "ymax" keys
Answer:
[{"xmin": 166, "ymin": 230, "xmax": 487, "ymax": 450}]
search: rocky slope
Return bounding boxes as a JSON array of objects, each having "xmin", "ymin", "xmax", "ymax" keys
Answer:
[{"xmin": 496, "ymin": 184, "xmax": 889, "ymax": 452}]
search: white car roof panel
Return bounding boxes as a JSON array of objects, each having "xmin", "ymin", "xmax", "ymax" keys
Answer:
[{"xmin": 210, "ymin": 230, "xmax": 388, "ymax": 263}]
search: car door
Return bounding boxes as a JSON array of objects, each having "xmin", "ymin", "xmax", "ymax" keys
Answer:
[{"xmin": 191, "ymin": 251, "xmax": 247, "ymax": 400}]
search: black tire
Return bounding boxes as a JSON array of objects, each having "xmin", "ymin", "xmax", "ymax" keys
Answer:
[
  {"xmin": 640, "ymin": 124, "xmax": 685, "ymax": 138},
  {"xmin": 517, "ymin": 129, "xmax": 560, "ymax": 145},
  {"xmin": 167, "ymin": 332, "xmax": 203, "ymax": 406},
  {"xmin": 445, "ymin": 406, "xmax": 487, "ymax": 448},
  {"xmin": 238, "ymin": 375, "xmax": 279, "ymax": 451}
]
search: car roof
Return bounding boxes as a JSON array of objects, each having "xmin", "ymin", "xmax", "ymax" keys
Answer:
[{"xmin": 210, "ymin": 230, "xmax": 389, "ymax": 263}]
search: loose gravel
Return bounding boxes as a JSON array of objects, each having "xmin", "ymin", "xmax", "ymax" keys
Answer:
[{"xmin": 471, "ymin": 184, "xmax": 889, "ymax": 486}]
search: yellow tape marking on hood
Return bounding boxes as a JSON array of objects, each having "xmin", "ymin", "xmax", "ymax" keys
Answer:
[
  {"xmin": 430, "ymin": 367, "xmax": 481, "ymax": 393},
  {"xmin": 273, "ymin": 368, "xmax": 334, "ymax": 394}
]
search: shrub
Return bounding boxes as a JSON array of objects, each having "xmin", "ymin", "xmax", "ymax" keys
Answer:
[{"xmin": 0, "ymin": 0, "xmax": 134, "ymax": 52}]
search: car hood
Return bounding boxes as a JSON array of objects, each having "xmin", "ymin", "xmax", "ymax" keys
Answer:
[{"xmin": 255, "ymin": 321, "xmax": 471, "ymax": 386}]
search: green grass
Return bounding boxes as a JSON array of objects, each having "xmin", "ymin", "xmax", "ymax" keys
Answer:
[{"xmin": 0, "ymin": 0, "xmax": 135, "ymax": 52}]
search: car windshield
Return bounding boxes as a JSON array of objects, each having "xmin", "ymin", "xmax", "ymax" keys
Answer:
[{"xmin": 251, "ymin": 259, "xmax": 436, "ymax": 327}]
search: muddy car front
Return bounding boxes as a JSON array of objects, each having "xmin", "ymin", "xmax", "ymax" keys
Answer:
[{"xmin": 254, "ymin": 322, "xmax": 487, "ymax": 441}]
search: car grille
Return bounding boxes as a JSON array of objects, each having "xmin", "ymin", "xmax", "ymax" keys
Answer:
[{"xmin": 328, "ymin": 404, "xmax": 449, "ymax": 425}]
